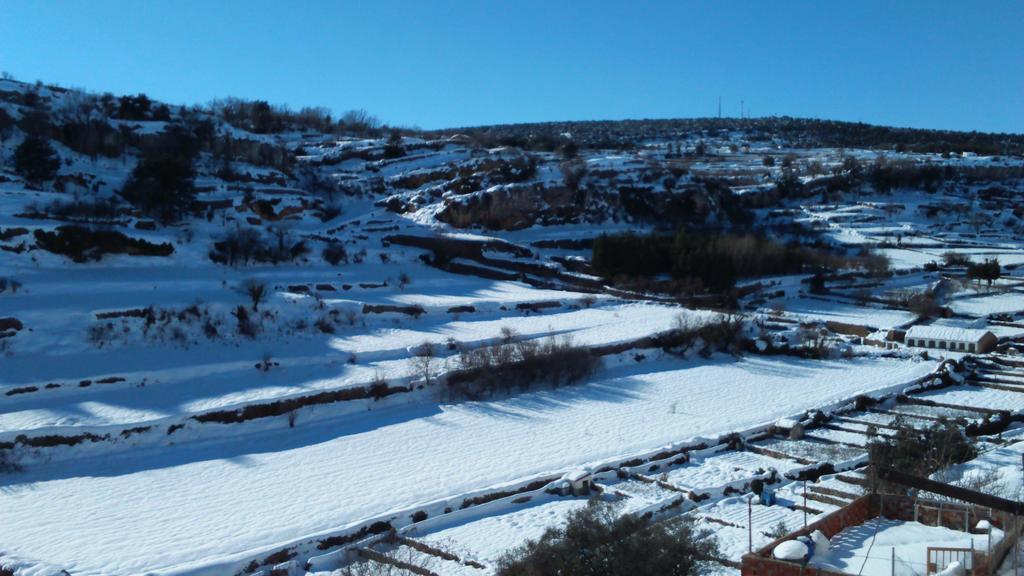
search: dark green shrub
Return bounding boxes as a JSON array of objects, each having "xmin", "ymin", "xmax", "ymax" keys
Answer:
[
  {"xmin": 496, "ymin": 500, "xmax": 718, "ymax": 576},
  {"xmin": 120, "ymin": 155, "xmax": 195, "ymax": 223},
  {"xmin": 14, "ymin": 136, "xmax": 60, "ymax": 184}
]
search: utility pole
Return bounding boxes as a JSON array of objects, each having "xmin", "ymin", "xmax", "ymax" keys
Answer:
[
  {"xmin": 741, "ymin": 100, "xmax": 745, "ymax": 119},
  {"xmin": 718, "ymin": 96, "xmax": 722, "ymax": 119}
]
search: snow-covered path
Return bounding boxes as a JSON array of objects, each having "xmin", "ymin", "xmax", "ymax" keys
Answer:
[{"xmin": 0, "ymin": 355, "xmax": 935, "ymax": 575}]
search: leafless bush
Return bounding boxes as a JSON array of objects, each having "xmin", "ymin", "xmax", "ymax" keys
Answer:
[
  {"xmin": 210, "ymin": 227, "xmax": 308, "ymax": 266},
  {"xmin": 234, "ymin": 305, "xmax": 259, "ymax": 338},
  {"xmin": 942, "ymin": 251, "xmax": 972, "ymax": 267},
  {"xmin": 322, "ymin": 242, "xmax": 348, "ymax": 265},
  {"xmin": 792, "ymin": 324, "xmax": 833, "ymax": 358},
  {"xmin": 0, "ymin": 277, "xmax": 22, "ymax": 294},
  {"xmin": 560, "ymin": 160, "xmax": 588, "ymax": 191},
  {"xmin": 448, "ymin": 333, "xmax": 600, "ymax": 399},
  {"xmin": 314, "ymin": 316, "xmax": 335, "ymax": 334},
  {"xmin": 242, "ymin": 279, "xmax": 267, "ymax": 312},
  {"xmin": 411, "ymin": 341, "xmax": 436, "ymax": 386},
  {"xmin": 892, "ymin": 289, "xmax": 943, "ymax": 319},
  {"xmin": 87, "ymin": 322, "xmax": 117, "ymax": 348},
  {"xmin": 334, "ymin": 546, "xmax": 434, "ymax": 576},
  {"xmin": 669, "ymin": 314, "xmax": 745, "ymax": 357},
  {"xmin": 256, "ymin": 352, "xmax": 277, "ymax": 372},
  {"xmin": 0, "ymin": 448, "xmax": 20, "ymax": 473}
]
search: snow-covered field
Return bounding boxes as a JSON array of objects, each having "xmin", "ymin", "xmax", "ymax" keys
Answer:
[
  {"xmin": 409, "ymin": 496, "xmax": 592, "ymax": 567},
  {"xmin": 950, "ymin": 291, "xmax": 1024, "ymax": 317},
  {"xmin": 771, "ymin": 296, "xmax": 916, "ymax": 330},
  {"xmin": 0, "ymin": 354, "xmax": 936, "ymax": 574}
]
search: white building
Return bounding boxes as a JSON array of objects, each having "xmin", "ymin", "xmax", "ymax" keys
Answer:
[{"xmin": 904, "ymin": 325, "xmax": 997, "ymax": 354}]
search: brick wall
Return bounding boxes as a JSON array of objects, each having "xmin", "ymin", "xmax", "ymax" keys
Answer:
[
  {"xmin": 742, "ymin": 494, "xmax": 1019, "ymax": 576},
  {"xmin": 743, "ymin": 495, "xmax": 876, "ymax": 576}
]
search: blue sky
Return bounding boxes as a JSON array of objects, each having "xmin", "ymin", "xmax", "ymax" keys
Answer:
[{"xmin": 1, "ymin": 1, "xmax": 1021, "ymax": 132}]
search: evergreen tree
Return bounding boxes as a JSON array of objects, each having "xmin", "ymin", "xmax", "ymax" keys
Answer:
[
  {"xmin": 14, "ymin": 135, "xmax": 60, "ymax": 185},
  {"xmin": 383, "ymin": 129, "xmax": 405, "ymax": 159},
  {"xmin": 120, "ymin": 155, "xmax": 195, "ymax": 223}
]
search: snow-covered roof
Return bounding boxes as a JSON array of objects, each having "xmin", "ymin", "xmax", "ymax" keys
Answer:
[
  {"xmin": 563, "ymin": 468, "xmax": 591, "ymax": 482},
  {"xmin": 905, "ymin": 324, "xmax": 993, "ymax": 343}
]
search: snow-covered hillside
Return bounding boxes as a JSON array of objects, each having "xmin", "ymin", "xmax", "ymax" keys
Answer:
[{"xmin": 1, "ymin": 77, "xmax": 1024, "ymax": 575}]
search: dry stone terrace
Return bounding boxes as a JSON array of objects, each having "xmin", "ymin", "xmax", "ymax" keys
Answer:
[{"xmin": 241, "ymin": 354, "xmax": 1024, "ymax": 575}]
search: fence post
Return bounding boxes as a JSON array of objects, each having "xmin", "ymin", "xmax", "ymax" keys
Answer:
[
  {"xmin": 891, "ymin": 547, "xmax": 895, "ymax": 576},
  {"xmin": 1007, "ymin": 512, "xmax": 1015, "ymax": 576},
  {"xmin": 804, "ymin": 480, "xmax": 808, "ymax": 528},
  {"xmin": 748, "ymin": 495, "xmax": 753, "ymax": 553}
]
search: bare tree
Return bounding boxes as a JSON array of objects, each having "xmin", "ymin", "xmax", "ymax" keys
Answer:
[
  {"xmin": 411, "ymin": 341, "xmax": 436, "ymax": 387},
  {"xmin": 242, "ymin": 279, "xmax": 267, "ymax": 312}
]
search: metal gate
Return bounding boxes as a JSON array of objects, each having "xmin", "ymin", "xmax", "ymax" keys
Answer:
[{"xmin": 927, "ymin": 546, "xmax": 974, "ymax": 575}]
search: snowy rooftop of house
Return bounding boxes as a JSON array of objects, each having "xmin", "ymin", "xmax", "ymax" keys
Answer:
[{"xmin": 905, "ymin": 325, "xmax": 993, "ymax": 343}]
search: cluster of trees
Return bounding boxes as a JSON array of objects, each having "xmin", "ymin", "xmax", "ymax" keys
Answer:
[
  {"xmin": 592, "ymin": 231, "xmax": 887, "ymax": 293},
  {"xmin": 941, "ymin": 252, "xmax": 972, "ymax": 267},
  {"xmin": 966, "ymin": 259, "xmax": 1001, "ymax": 286},
  {"xmin": 208, "ymin": 97, "xmax": 384, "ymax": 136},
  {"xmin": 444, "ymin": 116, "xmax": 1024, "ymax": 156},
  {"xmin": 2, "ymin": 79, "xmax": 381, "ymax": 185},
  {"xmin": 496, "ymin": 500, "xmax": 719, "ymax": 576},
  {"xmin": 668, "ymin": 315, "xmax": 746, "ymax": 357},
  {"xmin": 447, "ymin": 331, "xmax": 601, "ymax": 399},
  {"xmin": 32, "ymin": 197, "xmax": 122, "ymax": 221},
  {"xmin": 118, "ymin": 123, "xmax": 205, "ymax": 223},
  {"xmin": 9, "ymin": 98, "xmax": 216, "ymax": 219},
  {"xmin": 868, "ymin": 156, "xmax": 947, "ymax": 193},
  {"xmin": 33, "ymin": 226, "xmax": 174, "ymax": 262},
  {"xmin": 779, "ymin": 154, "xmax": 1024, "ymax": 201},
  {"xmin": 867, "ymin": 417, "xmax": 975, "ymax": 494},
  {"xmin": 110, "ymin": 93, "xmax": 171, "ymax": 121},
  {"xmin": 56, "ymin": 117, "xmax": 126, "ymax": 159},
  {"xmin": 208, "ymin": 227, "xmax": 309, "ymax": 266}
]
